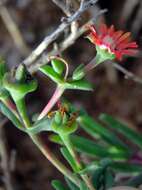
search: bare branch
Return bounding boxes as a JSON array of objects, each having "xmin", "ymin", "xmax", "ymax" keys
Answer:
[
  {"xmin": 112, "ymin": 62, "xmax": 142, "ymax": 84},
  {"xmin": 23, "ymin": 0, "xmax": 98, "ymax": 66},
  {"xmin": 28, "ymin": 8, "xmax": 107, "ymax": 73}
]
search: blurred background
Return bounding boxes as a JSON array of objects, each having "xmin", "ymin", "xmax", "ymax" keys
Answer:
[{"xmin": 0, "ymin": 0, "xmax": 142, "ymax": 189}]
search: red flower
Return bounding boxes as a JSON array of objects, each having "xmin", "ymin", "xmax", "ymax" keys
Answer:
[{"xmin": 87, "ymin": 24, "xmax": 138, "ymax": 60}]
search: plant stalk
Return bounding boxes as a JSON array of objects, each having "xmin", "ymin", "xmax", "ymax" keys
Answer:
[
  {"xmin": 38, "ymin": 86, "xmax": 65, "ymax": 120},
  {"xmin": 10, "ymin": 97, "xmax": 81, "ymax": 188}
]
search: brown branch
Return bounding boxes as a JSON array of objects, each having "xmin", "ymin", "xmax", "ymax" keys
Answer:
[
  {"xmin": 112, "ymin": 62, "xmax": 142, "ymax": 84},
  {"xmin": 28, "ymin": 8, "xmax": 107, "ymax": 73},
  {"xmin": 23, "ymin": 0, "xmax": 98, "ymax": 66}
]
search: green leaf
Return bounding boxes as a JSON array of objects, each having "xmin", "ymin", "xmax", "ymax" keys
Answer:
[
  {"xmin": 79, "ymin": 163, "xmax": 100, "ymax": 175},
  {"xmin": 26, "ymin": 117, "xmax": 52, "ymax": 134},
  {"xmin": 72, "ymin": 64, "xmax": 85, "ymax": 81},
  {"xmin": 79, "ymin": 159, "xmax": 112, "ymax": 175},
  {"xmin": 0, "ymin": 58, "xmax": 7, "ymax": 85},
  {"xmin": 70, "ymin": 135, "xmax": 130, "ymax": 159},
  {"xmin": 0, "ymin": 102, "xmax": 24, "ymax": 131},
  {"xmin": 51, "ymin": 59, "xmax": 65, "ymax": 75},
  {"xmin": 52, "ymin": 180, "xmax": 69, "ymax": 190},
  {"xmin": 65, "ymin": 177, "xmax": 79, "ymax": 190},
  {"xmin": 50, "ymin": 134, "xmax": 129, "ymax": 159},
  {"xmin": 80, "ymin": 182, "xmax": 89, "ymax": 190},
  {"xmin": 49, "ymin": 134, "xmax": 63, "ymax": 145},
  {"xmin": 92, "ymin": 168, "xmax": 104, "ymax": 189},
  {"xmin": 61, "ymin": 147, "xmax": 79, "ymax": 172},
  {"xmin": 71, "ymin": 135, "xmax": 109, "ymax": 158},
  {"xmin": 65, "ymin": 80, "xmax": 93, "ymax": 91},
  {"xmin": 78, "ymin": 115, "xmax": 129, "ymax": 151},
  {"xmin": 104, "ymin": 169, "xmax": 114, "ymax": 189},
  {"xmin": 110, "ymin": 162, "xmax": 142, "ymax": 173},
  {"xmin": 100, "ymin": 114, "xmax": 142, "ymax": 149},
  {"xmin": 39, "ymin": 65, "xmax": 63, "ymax": 84}
]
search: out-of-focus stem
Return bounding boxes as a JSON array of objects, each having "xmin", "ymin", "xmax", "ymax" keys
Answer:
[{"xmin": 0, "ymin": 3, "xmax": 30, "ymax": 56}]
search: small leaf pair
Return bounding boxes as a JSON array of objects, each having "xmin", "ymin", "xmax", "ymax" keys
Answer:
[{"xmin": 39, "ymin": 57, "xmax": 93, "ymax": 91}]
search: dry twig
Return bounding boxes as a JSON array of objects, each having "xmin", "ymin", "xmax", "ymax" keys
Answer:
[{"xmin": 23, "ymin": 0, "xmax": 98, "ymax": 66}]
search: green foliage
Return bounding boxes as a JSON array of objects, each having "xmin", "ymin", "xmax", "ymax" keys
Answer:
[
  {"xmin": 100, "ymin": 114, "xmax": 142, "ymax": 149},
  {"xmin": 39, "ymin": 65, "xmax": 63, "ymax": 84},
  {"xmin": 51, "ymin": 58, "xmax": 65, "ymax": 75},
  {"xmin": 52, "ymin": 180, "xmax": 69, "ymax": 190},
  {"xmin": 0, "ymin": 102, "xmax": 24, "ymax": 131},
  {"xmin": 60, "ymin": 147, "xmax": 79, "ymax": 172},
  {"xmin": 64, "ymin": 80, "xmax": 93, "ymax": 91},
  {"xmin": 65, "ymin": 177, "xmax": 80, "ymax": 190},
  {"xmin": 72, "ymin": 64, "xmax": 85, "ymax": 81},
  {"xmin": 70, "ymin": 135, "xmax": 130, "ymax": 159},
  {"xmin": 78, "ymin": 115, "xmax": 129, "ymax": 151}
]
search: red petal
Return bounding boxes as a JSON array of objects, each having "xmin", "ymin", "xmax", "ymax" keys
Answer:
[
  {"xmin": 100, "ymin": 23, "xmax": 107, "ymax": 35},
  {"xmin": 121, "ymin": 49, "xmax": 138, "ymax": 55},
  {"xmin": 116, "ymin": 32, "xmax": 131, "ymax": 45},
  {"xmin": 118, "ymin": 42, "xmax": 138, "ymax": 49},
  {"xmin": 108, "ymin": 25, "xmax": 115, "ymax": 36},
  {"xmin": 112, "ymin": 30, "xmax": 124, "ymax": 41}
]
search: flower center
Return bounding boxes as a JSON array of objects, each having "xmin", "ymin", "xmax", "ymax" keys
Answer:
[{"xmin": 103, "ymin": 35, "xmax": 114, "ymax": 46}]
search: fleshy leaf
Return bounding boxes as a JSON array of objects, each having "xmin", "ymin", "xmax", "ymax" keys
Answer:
[
  {"xmin": 65, "ymin": 177, "xmax": 79, "ymax": 190},
  {"xmin": 39, "ymin": 65, "xmax": 63, "ymax": 84},
  {"xmin": 52, "ymin": 180, "xmax": 69, "ymax": 190},
  {"xmin": 72, "ymin": 64, "xmax": 85, "ymax": 81},
  {"xmin": 78, "ymin": 115, "xmax": 129, "ymax": 151},
  {"xmin": 49, "ymin": 134, "xmax": 63, "ymax": 145},
  {"xmin": 110, "ymin": 162, "xmax": 142, "ymax": 173},
  {"xmin": 0, "ymin": 58, "xmax": 7, "ymax": 85},
  {"xmin": 60, "ymin": 147, "xmax": 79, "ymax": 172},
  {"xmin": 0, "ymin": 102, "xmax": 24, "ymax": 131},
  {"xmin": 100, "ymin": 114, "xmax": 142, "ymax": 149},
  {"xmin": 51, "ymin": 59, "xmax": 65, "ymax": 75},
  {"xmin": 71, "ymin": 135, "xmax": 130, "ymax": 159},
  {"xmin": 65, "ymin": 80, "xmax": 93, "ymax": 91}
]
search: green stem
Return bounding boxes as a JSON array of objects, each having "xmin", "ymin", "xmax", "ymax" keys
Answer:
[
  {"xmin": 84, "ymin": 54, "xmax": 104, "ymax": 73},
  {"xmin": 16, "ymin": 98, "xmax": 31, "ymax": 128},
  {"xmin": 30, "ymin": 134, "xmax": 81, "ymax": 187},
  {"xmin": 11, "ymin": 98, "xmax": 81, "ymax": 187},
  {"xmin": 60, "ymin": 135, "xmax": 96, "ymax": 190},
  {"xmin": 1, "ymin": 97, "xmax": 19, "ymax": 118},
  {"xmin": 60, "ymin": 134, "xmax": 82, "ymax": 170}
]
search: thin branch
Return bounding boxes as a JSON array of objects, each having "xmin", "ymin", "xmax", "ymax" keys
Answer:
[
  {"xmin": 28, "ymin": 8, "xmax": 107, "ymax": 73},
  {"xmin": 84, "ymin": 55, "xmax": 142, "ymax": 84},
  {"xmin": 23, "ymin": 0, "xmax": 98, "ymax": 66},
  {"xmin": 112, "ymin": 62, "xmax": 142, "ymax": 84}
]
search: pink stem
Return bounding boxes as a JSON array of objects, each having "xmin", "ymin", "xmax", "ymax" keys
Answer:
[{"xmin": 38, "ymin": 86, "xmax": 64, "ymax": 120}]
